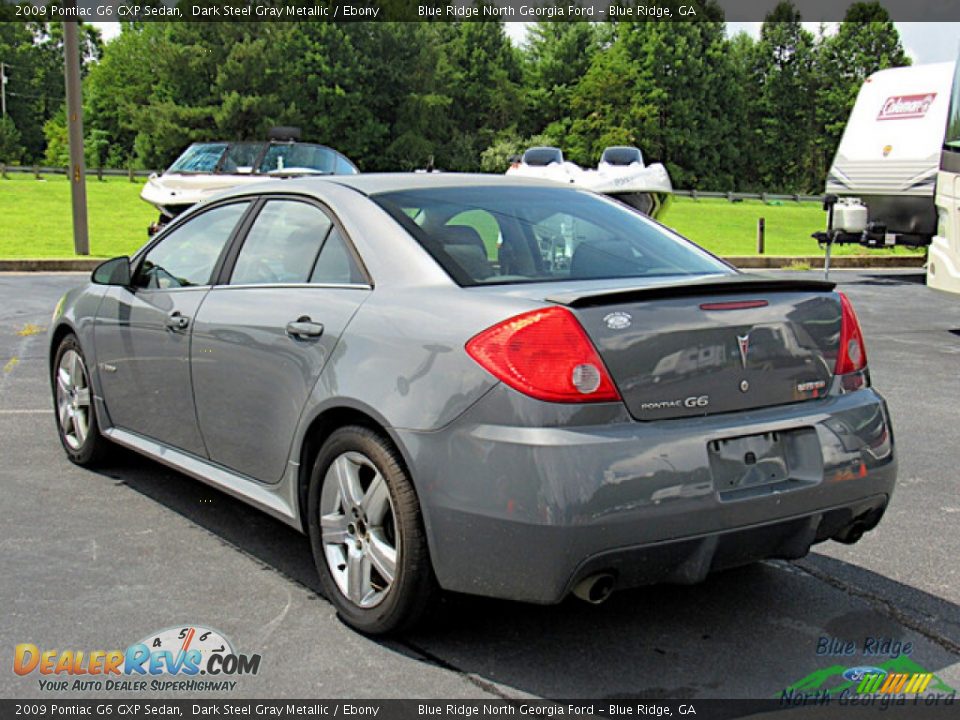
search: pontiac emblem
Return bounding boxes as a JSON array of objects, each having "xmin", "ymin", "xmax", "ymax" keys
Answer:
[{"xmin": 737, "ymin": 333, "xmax": 750, "ymax": 369}]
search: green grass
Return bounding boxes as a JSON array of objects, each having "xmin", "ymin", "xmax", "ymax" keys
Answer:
[
  {"xmin": 659, "ymin": 196, "xmax": 922, "ymax": 257},
  {"xmin": 0, "ymin": 173, "xmax": 154, "ymax": 258},
  {"xmin": 0, "ymin": 173, "xmax": 923, "ymax": 259}
]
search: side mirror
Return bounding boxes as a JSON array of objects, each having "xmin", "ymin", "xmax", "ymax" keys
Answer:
[{"xmin": 91, "ymin": 256, "xmax": 132, "ymax": 287}]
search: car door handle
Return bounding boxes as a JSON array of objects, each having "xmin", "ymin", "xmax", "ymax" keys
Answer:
[
  {"xmin": 165, "ymin": 311, "xmax": 190, "ymax": 331},
  {"xmin": 286, "ymin": 316, "xmax": 324, "ymax": 339}
]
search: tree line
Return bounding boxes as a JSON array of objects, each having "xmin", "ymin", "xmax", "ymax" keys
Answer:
[{"xmin": 0, "ymin": 4, "xmax": 910, "ymax": 193}]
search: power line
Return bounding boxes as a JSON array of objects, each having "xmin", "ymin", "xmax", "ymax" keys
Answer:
[{"xmin": 7, "ymin": 91, "xmax": 64, "ymax": 101}]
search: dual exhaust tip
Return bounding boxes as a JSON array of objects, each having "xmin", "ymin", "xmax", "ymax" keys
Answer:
[
  {"xmin": 572, "ymin": 512, "xmax": 879, "ymax": 602},
  {"xmin": 572, "ymin": 572, "xmax": 616, "ymax": 604}
]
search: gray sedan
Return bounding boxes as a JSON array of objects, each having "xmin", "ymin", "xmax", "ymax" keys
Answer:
[{"xmin": 50, "ymin": 174, "xmax": 896, "ymax": 634}]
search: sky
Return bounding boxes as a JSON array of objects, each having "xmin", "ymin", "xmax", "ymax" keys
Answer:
[{"xmin": 90, "ymin": 21, "xmax": 959, "ymax": 65}]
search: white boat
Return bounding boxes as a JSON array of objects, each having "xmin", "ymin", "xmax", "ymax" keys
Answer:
[
  {"xmin": 505, "ymin": 146, "xmax": 672, "ymax": 218},
  {"xmin": 141, "ymin": 128, "xmax": 359, "ymax": 234}
]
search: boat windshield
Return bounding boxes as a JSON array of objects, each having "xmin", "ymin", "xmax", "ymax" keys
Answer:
[
  {"xmin": 258, "ymin": 144, "xmax": 358, "ymax": 174},
  {"xmin": 167, "ymin": 143, "xmax": 229, "ymax": 173},
  {"xmin": 166, "ymin": 142, "xmax": 359, "ymax": 175}
]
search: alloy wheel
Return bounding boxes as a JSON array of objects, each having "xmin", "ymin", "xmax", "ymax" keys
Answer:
[
  {"xmin": 319, "ymin": 451, "xmax": 398, "ymax": 609},
  {"xmin": 55, "ymin": 349, "xmax": 92, "ymax": 451}
]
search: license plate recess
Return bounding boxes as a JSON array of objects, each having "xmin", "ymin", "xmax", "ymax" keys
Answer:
[{"xmin": 708, "ymin": 428, "xmax": 822, "ymax": 500}]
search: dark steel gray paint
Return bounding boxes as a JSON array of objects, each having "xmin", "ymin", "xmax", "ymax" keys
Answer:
[
  {"xmin": 190, "ymin": 285, "xmax": 370, "ymax": 483},
  {"xmin": 577, "ymin": 291, "xmax": 840, "ymax": 421},
  {"xmin": 398, "ymin": 384, "xmax": 894, "ymax": 603},
  {"xmin": 49, "ymin": 174, "xmax": 898, "ymax": 606},
  {"xmin": 93, "ymin": 286, "xmax": 210, "ymax": 456}
]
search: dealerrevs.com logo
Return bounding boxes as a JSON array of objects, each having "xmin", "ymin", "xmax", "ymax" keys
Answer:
[
  {"xmin": 13, "ymin": 625, "xmax": 261, "ymax": 693},
  {"xmin": 877, "ymin": 93, "xmax": 937, "ymax": 120}
]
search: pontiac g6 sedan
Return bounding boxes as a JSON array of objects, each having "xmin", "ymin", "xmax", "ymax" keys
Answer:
[{"xmin": 50, "ymin": 174, "xmax": 896, "ymax": 634}]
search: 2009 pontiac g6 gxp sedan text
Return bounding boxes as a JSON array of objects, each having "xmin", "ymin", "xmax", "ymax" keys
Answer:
[{"xmin": 50, "ymin": 174, "xmax": 895, "ymax": 634}]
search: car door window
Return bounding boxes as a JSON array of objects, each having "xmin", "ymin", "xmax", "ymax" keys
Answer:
[
  {"xmin": 231, "ymin": 201, "xmax": 332, "ymax": 285},
  {"xmin": 309, "ymin": 227, "xmax": 364, "ymax": 285},
  {"xmin": 134, "ymin": 202, "xmax": 249, "ymax": 289}
]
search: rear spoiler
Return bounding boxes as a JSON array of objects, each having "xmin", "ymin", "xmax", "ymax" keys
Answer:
[{"xmin": 547, "ymin": 275, "xmax": 836, "ymax": 308}]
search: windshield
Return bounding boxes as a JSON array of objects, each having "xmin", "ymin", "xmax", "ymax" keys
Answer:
[
  {"xmin": 259, "ymin": 145, "xmax": 358, "ymax": 174},
  {"xmin": 945, "ymin": 60, "xmax": 960, "ymax": 151},
  {"xmin": 167, "ymin": 143, "xmax": 228, "ymax": 173},
  {"xmin": 166, "ymin": 142, "xmax": 359, "ymax": 175},
  {"xmin": 373, "ymin": 186, "xmax": 730, "ymax": 286}
]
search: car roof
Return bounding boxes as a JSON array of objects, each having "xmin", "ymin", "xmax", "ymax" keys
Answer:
[
  {"xmin": 284, "ymin": 172, "xmax": 567, "ymax": 196},
  {"xmin": 200, "ymin": 172, "xmax": 578, "ymax": 208}
]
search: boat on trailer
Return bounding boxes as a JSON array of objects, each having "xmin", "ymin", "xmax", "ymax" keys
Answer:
[{"xmin": 505, "ymin": 146, "xmax": 673, "ymax": 219}]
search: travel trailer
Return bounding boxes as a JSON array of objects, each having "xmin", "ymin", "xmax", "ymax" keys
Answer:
[
  {"xmin": 928, "ymin": 56, "xmax": 960, "ymax": 294},
  {"xmin": 824, "ymin": 62, "xmax": 955, "ymax": 248}
]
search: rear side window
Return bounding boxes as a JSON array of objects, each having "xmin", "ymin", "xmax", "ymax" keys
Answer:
[
  {"xmin": 134, "ymin": 202, "xmax": 249, "ymax": 289},
  {"xmin": 372, "ymin": 186, "xmax": 730, "ymax": 286},
  {"xmin": 231, "ymin": 201, "xmax": 331, "ymax": 285},
  {"xmin": 309, "ymin": 227, "xmax": 364, "ymax": 285}
]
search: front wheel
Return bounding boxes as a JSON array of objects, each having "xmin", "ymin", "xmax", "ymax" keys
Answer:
[
  {"xmin": 52, "ymin": 334, "xmax": 110, "ymax": 466},
  {"xmin": 307, "ymin": 426, "xmax": 437, "ymax": 634}
]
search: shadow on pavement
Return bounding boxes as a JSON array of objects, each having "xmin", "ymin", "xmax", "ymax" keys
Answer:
[
  {"xmin": 94, "ymin": 449, "xmax": 960, "ymax": 700},
  {"xmin": 849, "ymin": 273, "xmax": 927, "ymax": 286}
]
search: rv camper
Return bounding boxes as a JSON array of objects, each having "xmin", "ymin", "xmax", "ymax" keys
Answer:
[
  {"xmin": 928, "ymin": 56, "xmax": 960, "ymax": 294},
  {"xmin": 824, "ymin": 62, "xmax": 955, "ymax": 248}
]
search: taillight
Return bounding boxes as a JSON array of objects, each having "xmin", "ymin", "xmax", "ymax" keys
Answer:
[
  {"xmin": 466, "ymin": 307, "xmax": 621, "ymax": 403},
  {"xmin": 835, "ymin": 292, "xmax": 867, "ymax": 375}
]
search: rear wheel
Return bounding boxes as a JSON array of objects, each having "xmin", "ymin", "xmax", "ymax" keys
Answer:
[
  {"xmin": 52, "ymin": 334, "xmax": 109, "ymax": 466},
  {"xmin": 307, "ymin": 426, "xmax": 437, "ymax": 634}
]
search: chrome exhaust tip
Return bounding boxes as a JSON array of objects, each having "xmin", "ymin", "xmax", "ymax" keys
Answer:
[{"xmin": 572, "ymin": 573, "xmax": 616, "ymax": 604}]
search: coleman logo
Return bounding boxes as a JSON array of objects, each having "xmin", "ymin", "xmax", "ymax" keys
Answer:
[{"xmin": 877, "ymin": 93, "xmax": 936, "ymax": 121}]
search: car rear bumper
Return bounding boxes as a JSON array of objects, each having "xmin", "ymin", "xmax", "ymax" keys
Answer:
[{"xmin": 397, "ymin": 387, "xmax": 896, "ymax": 604}]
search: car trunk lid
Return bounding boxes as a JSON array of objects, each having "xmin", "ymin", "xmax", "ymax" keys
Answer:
[{"xmin": 548, "ymin": 276, "xmax": 842, "ymax": 420}]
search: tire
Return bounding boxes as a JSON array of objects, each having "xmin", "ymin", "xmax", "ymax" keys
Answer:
[
  {"xmin": 52, "ymin": 334, "xmax": 110, "ymax": 467},
  {"xmin": 307, "ymin": 426, "xmax": 438, "ymax": 634}
]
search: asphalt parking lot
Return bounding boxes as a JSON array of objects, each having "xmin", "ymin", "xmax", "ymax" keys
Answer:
[{"xmin": 1, "ymin": 269, "xmax": 958, "ymax": 700}]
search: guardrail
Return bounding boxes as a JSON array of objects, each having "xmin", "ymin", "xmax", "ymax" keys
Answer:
[
  {"xmin": 673, "ymin": 189, "xmax": 824, "ymax": 203},
  {"xmin": 0, "ymin": 164, "xmax": 827, "ymax": 201},
  {"xmin": 0, "ymin": 164, "xmax": 156, "ymax": 180}
]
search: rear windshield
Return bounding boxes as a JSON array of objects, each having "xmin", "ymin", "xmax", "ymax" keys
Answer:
[{"xmin": 372, "ymin": 186, "xmax": 730, "ymax": 286}]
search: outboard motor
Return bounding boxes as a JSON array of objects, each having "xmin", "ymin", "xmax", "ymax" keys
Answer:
[
  {"xmin": 600, "ymin": 146, "xmax": 644, "ymax": 167},
  {"xmin": 522, "ymin": 147, "xmax": 564, "ymax": 166},
  {"xmin": 267, "ymin": 126, "xmax": 302, "ymax": 142}
]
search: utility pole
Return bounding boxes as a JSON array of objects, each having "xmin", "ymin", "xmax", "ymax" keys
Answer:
[
  {"xmin": 63, "ymin": 20, "xmax": 89, "ymax": 255},
  {"xmin": 1, "ymin": 62, "xmax": 7, "ymax": 118}
]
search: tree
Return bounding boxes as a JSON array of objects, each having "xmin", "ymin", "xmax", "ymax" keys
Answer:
[
  {"xmin": 752, "ymin": 2, "xmax": 818, "ymax": 191},
  {"xmin": 813, "ymin": 4, "xmax": 910, "ymax": 185},
  {"xmin": 42, "ymin": 108, "xmax": 68, "ymax": 166},
  {"xmin": 85, "ymin": 23, "xmax": 169, "ymax": 167},
  {"xmin": 0, "ymin": 22, "xmax": 102, "ymax": 162},
  {"xmin": 524, "ymin": 22, "xmax": 600, "ymax": 133},
  {"xmin": 432, "ymin": 22, "xmax": 524, "ymax": 170},
  {"xmin": 726, "ymin": 31, "xmax": 760, "ymax": 190},
  {"xmin": 564, "ymin": 35, "xmax": 654, "ymax": 166},
  {"xmin": 0, "ymin": 116, "xmax": 25, "ymax": 163}
]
